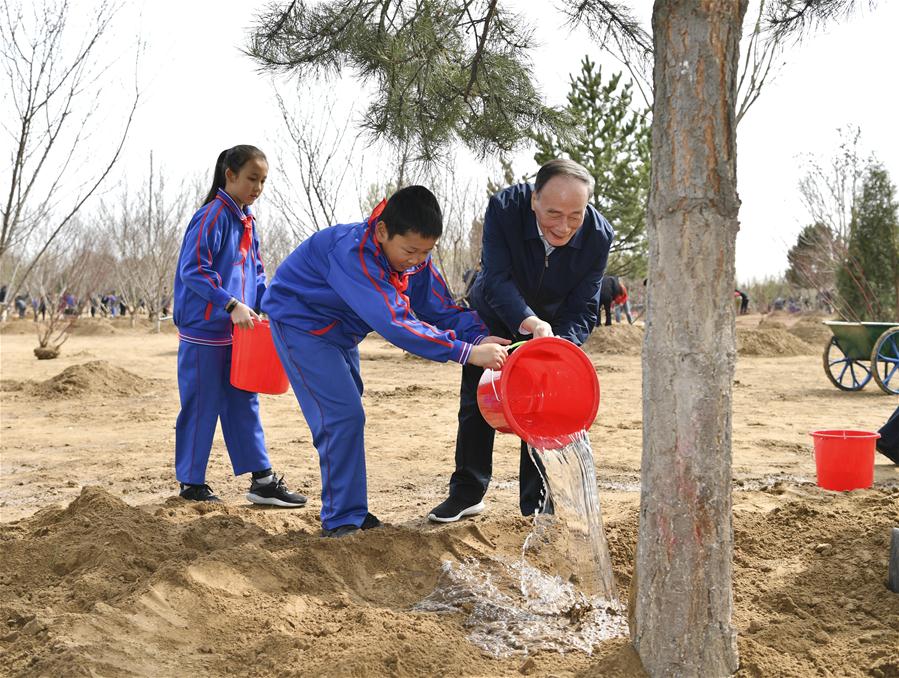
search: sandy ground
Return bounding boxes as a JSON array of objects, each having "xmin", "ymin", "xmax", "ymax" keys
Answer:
[{"xmin": 0, "ymin": 314, "xmax": 897, "ymax": 677}]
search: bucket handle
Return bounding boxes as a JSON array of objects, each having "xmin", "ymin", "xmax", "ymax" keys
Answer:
[{"xmin": 506, "ymin": 340, "xmax": 528, "ymax": 352}]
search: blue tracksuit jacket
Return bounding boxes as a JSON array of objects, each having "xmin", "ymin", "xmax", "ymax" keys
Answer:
[
  {"xmin": 174, "ymin": 188, "xmax": 266, "ymax": 344},
  {"xmin": 172, "ymin": 188, "xmax": 270, "ymax": 484},
  {"xmin": 468, "ymin": 183, "xmax": 614, "ymax": 346},
  {"xmin": 263, "ymin": 211, "xmax": 488, "ymax": 362}
]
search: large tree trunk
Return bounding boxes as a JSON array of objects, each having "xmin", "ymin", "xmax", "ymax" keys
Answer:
[{"xmin": 632, "ymin": 2, "xmax": 746, "ymax": 676}]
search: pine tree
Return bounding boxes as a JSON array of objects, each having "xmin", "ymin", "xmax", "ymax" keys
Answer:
[
  {"xmin": 531, "ymin": 58, "xmax": 650, "ymax": 277},
  {"xmin": 785, "ymin": 222, "xmax": 835, "ymax": 290},
  {"xmin": 837, "ymin": 165, "xmax": 899, "ymax": 320}
]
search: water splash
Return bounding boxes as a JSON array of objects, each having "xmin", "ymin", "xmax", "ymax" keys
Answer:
[
  {"xmin": 526, "ymin": 430, "xmax": 618, "ymax": 601},
  {"xmin": 416, "ymin": 430, "xmax": 626, "ymax": 657},
  {"xmin": 414, "ymin": 557, "xmax": 628, "ymax": 657}
]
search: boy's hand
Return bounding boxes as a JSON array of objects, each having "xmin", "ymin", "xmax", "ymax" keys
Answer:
[
  {"xmin": 482, "ymin": 336, "xmax": 511, "ymax": 346},
  {"xmin": 231, "ymin": 302, "xmax": 261, "ymax": 329},
  {"xmin": 469, "ymin": 343, "xmax": 507, "ymax": 370}
]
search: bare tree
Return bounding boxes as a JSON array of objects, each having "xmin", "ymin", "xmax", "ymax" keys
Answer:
[
  {"xmin": 99, "ymin": 154, "xmax": 189, "ymax": 331},
  {"xmin": 0, "ymin": 0, "xmax": 139, "ymax": 317},
  {"xmin": 798, "ymin": 125, "xmax": 868, "ymax": 250},
  {"xmin": 268, "ymin": 88, "xmax": 360, "ymax": 241}
]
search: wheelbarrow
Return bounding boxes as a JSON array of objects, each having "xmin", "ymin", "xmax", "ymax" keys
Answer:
[{"xmin": 822, "ymin": 321, "xmax": 899, "ymax": 394}]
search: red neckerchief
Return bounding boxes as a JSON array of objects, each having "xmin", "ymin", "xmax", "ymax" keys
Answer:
[
  {"xmin": 367, "ymin": 198, "xmax": 410, "ymax": 298},
  {"xmin": 238, "ymin": 213, "xmax": 253, "ymax": 263}
]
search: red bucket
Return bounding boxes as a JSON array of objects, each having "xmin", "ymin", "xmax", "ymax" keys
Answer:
[
  {"xmin": 230, "ymin": 319, "xmax": 289, "ymax": 395},
  {"xmin": 477, "ymin": 337, "xmax": 600, "ymax": 448},
  {"xmin": 809, "ymin": 429, "xmax": 879, "ymax": 491}
]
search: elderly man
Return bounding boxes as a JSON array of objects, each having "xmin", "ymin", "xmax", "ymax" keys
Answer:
[{"xmin": 428, "ymin": 158, "xmax": 614, "ymax": 523}]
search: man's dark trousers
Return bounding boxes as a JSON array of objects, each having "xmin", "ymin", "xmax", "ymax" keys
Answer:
[
  {"xmin": 878, "ymin": 406, "xmax": 899, "ymax": 464},
  {"xmin": 449, "ymin": 345, "xmax": 550, "ymax": 517}
]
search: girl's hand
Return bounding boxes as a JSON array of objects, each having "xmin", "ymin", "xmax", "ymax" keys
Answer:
[
  {"xmin": 482, "ymin": 336, "xmax": 512, "ymax": 346},
  {"xmin": 469, "ymin": 343, "xmax": 507, "ymax": 370},
  {"xmin": 231, "ymin": 302, "xmax": 260, "ymax": 329}
]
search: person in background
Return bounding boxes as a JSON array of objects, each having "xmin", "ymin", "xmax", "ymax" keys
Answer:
[
  {"xmin": 599, "ymin": 275, "xmax": 624, "ymax": 327},
  {"xmin": 613, "ymin": 282, "xmax": 633, "ymax": 324},
  {"xmin": 428, "ymin": 158, "xmax": 614, "ymax": 524},
  {"xmin": 172, "ymin": 144, "xmax": 305, "ymax": 508}
]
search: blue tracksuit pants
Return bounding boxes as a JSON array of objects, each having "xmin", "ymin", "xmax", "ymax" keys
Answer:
[
  {"xmin": 175, "ymin": 341, "xmax": 271, "ymax": 484},
  {"xmin": 270, "ymin": 320, "xmax": 367, "ymax": 530}
]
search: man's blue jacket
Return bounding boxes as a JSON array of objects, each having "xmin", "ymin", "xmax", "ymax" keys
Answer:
[{"xmin": 468, "ymin": 183, "xmax": 614, "ymax": 346}]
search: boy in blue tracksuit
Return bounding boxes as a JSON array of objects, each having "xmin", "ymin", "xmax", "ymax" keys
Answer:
[
  {"xmin": 173, "ymin": 144, "xmax": 305, "ymax": 507},
  {"xmin": 263, "ymin": 186, "xmax": 509, "ymax": 537}
]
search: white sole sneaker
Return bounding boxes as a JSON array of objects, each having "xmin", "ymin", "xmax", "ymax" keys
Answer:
[
  {"xmin": 246, "ymin": 492, "xmax": 306, "ymax": 508},
  {"xmin": 427, "ymin": 501, "xmax": 486, "ymax": 523}
]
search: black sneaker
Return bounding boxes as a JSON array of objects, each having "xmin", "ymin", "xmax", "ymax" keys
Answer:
[
  {"xmin": 179, "ymin": 483, "xmax": 221, "ymax": 502},
  {"xmin": 322, "ymin": 512, "xmax": 382, "ymax": 538},
  {"xmin": 246, "ymin": 474, "xmax": 307, "ymax": 508},
  {"xmin": 427, "ymin": 496, "xmax": 485, "ymax": 523}
]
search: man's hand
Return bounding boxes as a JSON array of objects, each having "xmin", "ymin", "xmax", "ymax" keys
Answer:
[
  {"xmin": 230, "ymin": 302, "xmax": 261, "ymax": 329},
  {"xmin": 520, "ymin": 315, "xmax": 553, "ymax": 338},
  {"xmin": 482, "ymin": 336, "xmax": 512, "ymax": 346},
  {"xmin": 469, "ymin": 343, "xmax": 507, "ymax": 370}
]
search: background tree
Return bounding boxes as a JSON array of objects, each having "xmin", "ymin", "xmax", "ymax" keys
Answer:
[
  {"xmin": 0, "ymin": 0, "xmax": 139, "ymax": 318},
  {"xmin": 531, "ymin": 57, "xmax": 650, "ymax": 277},
  {"xmin": 99, "ymin": 155, "xmax": 189, "ymax": 330},
  {"xmin": 785, "ymin": 221, "xmax": 836, "ymax": 291},
  {"xmin": 249, "ymin": 1, "xmax": 874, "ymax": 674},
  {"xmin": 836, "ymin": 164, "xmax": 899, "ymax": 320}
]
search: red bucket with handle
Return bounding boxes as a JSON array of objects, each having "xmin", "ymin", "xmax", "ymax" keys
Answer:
[
  {"xmin": 809, "ymin": 429, "xmax": 879, "ymax": 491},
  {"xmin": 477, "ymin": 337, "xmax": 600, "ymax": 448},
  {"xmin": 230, "ymin": 319, "xmax": 289, "ymax": 395}
]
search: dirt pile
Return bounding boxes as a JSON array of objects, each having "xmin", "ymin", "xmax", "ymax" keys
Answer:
[
  {"xmin": 732, "ymin": 488, "xmax": 899, "ymax": 677},
  {"xmin": 737, "ymin": 329, "xmax": 816, "ymax": 357},
  {"xmin": 2, "ymin": 485, "xmax": 896, "ymax": 677},
  {"xmin": 69, "ymin": 318, "xmax": 117, "ymax": 336},
  {"xmin": 585, "ymin": 324, "xmax": 644, "ymax": 356},
  {"xmin": 786, "ymin": 316, "xmax": 833, "ymax": 347},
  {"xmin": 30, "ymin": 360, "xmax": 147, "ymax": 399}
]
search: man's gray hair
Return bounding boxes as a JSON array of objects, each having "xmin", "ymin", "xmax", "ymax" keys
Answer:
[{"xmin": 534, "ymin": 158, "xmax": 595, "ymax": 195}]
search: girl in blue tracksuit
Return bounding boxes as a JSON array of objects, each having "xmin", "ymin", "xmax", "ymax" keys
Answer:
[
  {"xmin": 263, "ymin": 186, "xmax": 509, "ymax": 537},
  {"xmin": 173, "ymin": 145, "xmax": 305, "ymax": 507}
]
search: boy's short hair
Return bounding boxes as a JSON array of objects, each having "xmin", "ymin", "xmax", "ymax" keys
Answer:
[{"xmin": 380, "ymin": 186, "xmax": 443, "ymax": 239}]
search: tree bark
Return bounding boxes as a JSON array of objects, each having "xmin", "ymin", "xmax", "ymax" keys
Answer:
[{"xmin": 633, "ymin": 2, "xmax": 746, "ymax": 676}]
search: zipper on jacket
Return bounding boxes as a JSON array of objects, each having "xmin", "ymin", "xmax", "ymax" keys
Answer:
[{"xmin": 535, "ymin": 252, "xmax": 549, "ymax": 293}]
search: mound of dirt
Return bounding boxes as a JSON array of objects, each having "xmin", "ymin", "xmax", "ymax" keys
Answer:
[
  {"xmin": 0, "ymin": 320, "xmax": 35, "ymax": 335},
  {"xmin": 2, "ymin": 486, "xmax": 897, "ymax": 677},
  {"xmin": 68, "ymin": 319, "xmax": 116, "ymax": 336},
  {"xmin": 737, "ymin": 329, "xmax": 817, "ymax": 357},
  {"xmin": 30, "ymin": 360, "xmax": 147, "ymax": 399},
  {"xmin": 786, "ymin": 317, "xmax": 832, "ymax": 347},
  {"xmin": 584, "ymin": 324, "xmax": 644, "ymax": 356}
]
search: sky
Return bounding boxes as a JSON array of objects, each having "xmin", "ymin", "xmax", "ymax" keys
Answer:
[{"xmin": 39, "ymin": 0, "xmax": 899, "ymax": 283}]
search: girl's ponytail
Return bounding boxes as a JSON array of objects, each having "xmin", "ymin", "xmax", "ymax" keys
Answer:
[
  {"xmin": 201, "ymin": 149, "xmax": 229, "ymax": 206},
  {"xmin": 200, "ymin": 145, "xmax": 267, "ymax": 207}
]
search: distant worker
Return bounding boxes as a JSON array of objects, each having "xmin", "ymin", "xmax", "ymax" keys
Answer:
[
  {"xmin": 613, "ymin": 282, "xmax": 633, "ymax": 324},
  {"xmin": 735, "ymin": 289, "xmax": 749, "ymax": 315},
  {"xmin": 599, "ymin": 275, "xmax": 624, "ymax": 327}
]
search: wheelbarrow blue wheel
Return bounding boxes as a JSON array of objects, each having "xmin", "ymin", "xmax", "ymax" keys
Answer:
[
  {"xmin": 871, "ymin": 327, "xmax": 899, "ymax": 395},
  {"xmin": 823, "ymin": 336, "xmax": 872, "ymax": 391}
]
